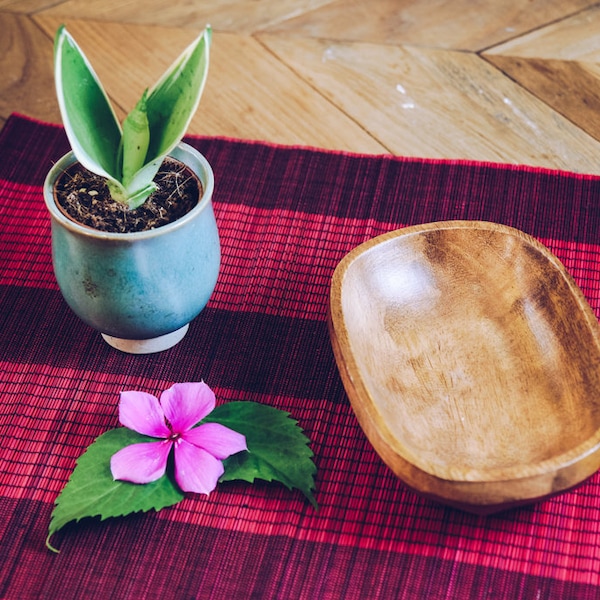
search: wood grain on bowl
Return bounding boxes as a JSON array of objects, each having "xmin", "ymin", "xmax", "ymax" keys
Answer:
[{"xmin": 329, "ymin": 221, "xmax": 600, "ymax": 513}]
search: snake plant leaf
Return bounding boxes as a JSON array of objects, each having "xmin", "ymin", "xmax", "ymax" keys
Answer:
[
  {"xmin": 121, "ymin": 89, "xmax": 151, "ymax": 188},
  {"xmin": 54, "ymin": 25, "xmax": 122, "ymax": 181},
  {"xmin": 53, "ymin": 25, "xmax": 211, "ymax": 209},
  {"xmin": 145, "ymin": 26, "xmax": 212, "ymax": 163}
]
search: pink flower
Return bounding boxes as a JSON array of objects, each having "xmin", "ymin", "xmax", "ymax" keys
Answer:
[{"xmin": 110, "ymin": 382, "xmax": 247, "ymax": 495}]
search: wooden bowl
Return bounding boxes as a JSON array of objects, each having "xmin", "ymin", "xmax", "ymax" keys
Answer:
[{"xmin": 328, "ymin": 221, "xmax": 600, "ymax": 514}]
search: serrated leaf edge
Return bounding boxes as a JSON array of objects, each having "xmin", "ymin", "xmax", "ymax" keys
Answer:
[{"xmin": 46, "ymin": 401, "xmax": 318, "ymax": 552}]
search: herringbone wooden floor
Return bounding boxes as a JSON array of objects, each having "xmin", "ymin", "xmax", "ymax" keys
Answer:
[{"xmin": 3, "ymin": 1, "xmax": 600, "ymax": 172}]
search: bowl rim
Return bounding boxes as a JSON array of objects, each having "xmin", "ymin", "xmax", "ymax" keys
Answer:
[{"xmin": 329, "ymin": 220, "xmax": 600, "ymax": 486}]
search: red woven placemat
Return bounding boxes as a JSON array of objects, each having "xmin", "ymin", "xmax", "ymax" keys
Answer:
[{"xmin": 1, "ymin": 114, "xmax": 600, "ymax": 599}]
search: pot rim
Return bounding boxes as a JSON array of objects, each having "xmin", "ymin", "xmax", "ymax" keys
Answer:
[{"xmin": 44, "ymin": 141, "xmax": 215, "ymax": 241}]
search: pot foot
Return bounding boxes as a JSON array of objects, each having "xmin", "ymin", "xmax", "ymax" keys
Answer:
[{"xmin": 101, "ymin": 324, "xmax": 189, "ymax": 354}]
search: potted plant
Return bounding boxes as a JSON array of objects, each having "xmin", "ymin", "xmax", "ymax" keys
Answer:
[{"xmin": 44, "ymin": 25, "xmax": 219, "ymax": 354}]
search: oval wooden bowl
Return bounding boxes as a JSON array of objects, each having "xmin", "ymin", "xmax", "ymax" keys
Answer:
[{"xmin": 328, "ymin": 221, "xmax": 600, "ymax": 514}]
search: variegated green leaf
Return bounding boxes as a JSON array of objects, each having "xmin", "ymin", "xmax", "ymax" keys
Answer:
[
  {"xmin": 145, "ymin": 27, "xmax": 211, "ymax": 162},
  {"xmin": 54, "ymin": 25, "xmax": 121, "ymax": 181},
  {"xmin": 53, "ymin": 25, "xmax": 211, "ymax": 209}
]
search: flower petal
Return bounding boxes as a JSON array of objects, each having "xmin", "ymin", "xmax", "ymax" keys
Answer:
[
  {"xmin": 183, "ymin": 423, "xmax": 247, "ymax": 459},
  {"xmin": 119, "ymin": 390, "xmax": 171, "ymax": 438},
  {"xmin": 173, "ymin": 438, "xmax": 224, "ymax": 495},
  {"xmin": 110, "ymin": 440, "xmax": 172, "ymax": 484},
  {"xmin": 160, "ymin": 382, "xmax": 215, "ymax": 433}
]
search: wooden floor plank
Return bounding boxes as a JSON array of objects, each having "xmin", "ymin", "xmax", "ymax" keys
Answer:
[
  {"xmin": 0, "ymin": 0, "xmax": 66, "ymax": 11},
  {"xmin": 33, "ymin": 16, "xmax": 387, "ymax": 152},
  {"xmin": 0, "ymin": 13, "xmax": 58, "ymax": 125},
  {"xmin": 34, "ymin": 0, "xmax": 339, "ymax": 32},
  {"xmin": 3, "ymin": 1, "xmax": 600, "ymax": 165},
  {"xmin": 261, "ymin": 0, "xmax": 598, "ymax": 52},
  {"xmin": 482, "ymin": 56, "xmax": 600, "ymax": 143},
  {"xmin": 484, "ymin": 5, "xmax": 600, "ymax": 143},
  {"xmin": 484, "ymin": 5, "xmax": 600, "ymax": 60},
  {"xmin": 259, "ymin": 34, "xmax": 600, "ymax": 172}
]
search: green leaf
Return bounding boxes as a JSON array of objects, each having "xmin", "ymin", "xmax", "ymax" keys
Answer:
[
  {"xmin": 204, "ymin": 402, "xmax": 318, "ymax": 509},
  {"xmin": 46, "ymin": 400, "xmax": 317, "ymax": 552},
  {"xmin": 54, "ymin": 25, "xmax": 210, "ymax": 208},
  {"xmin": 46, "ymin": 428, "xmax": 183, "ymax": 553},
  {"xmin": 54, "ymin": 25, "xmax": 122, "ymax": 181},
  {"xmin": 121, "ymin": 89, "xmax": 151, "ymax": 188},
  {"xmin": 145, "ymin": 26, "xmax": 211, "ymax": 162}
]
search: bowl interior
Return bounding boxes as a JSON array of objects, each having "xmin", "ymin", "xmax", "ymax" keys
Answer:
[{"xmin": 330, "ymin": 221, "xmax": 600, "ymax": 487}]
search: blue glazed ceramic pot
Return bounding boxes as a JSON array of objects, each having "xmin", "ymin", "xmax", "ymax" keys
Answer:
[{"xmin": 44, "ymin": 142, "xmax": 220, "ymax": 354}]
